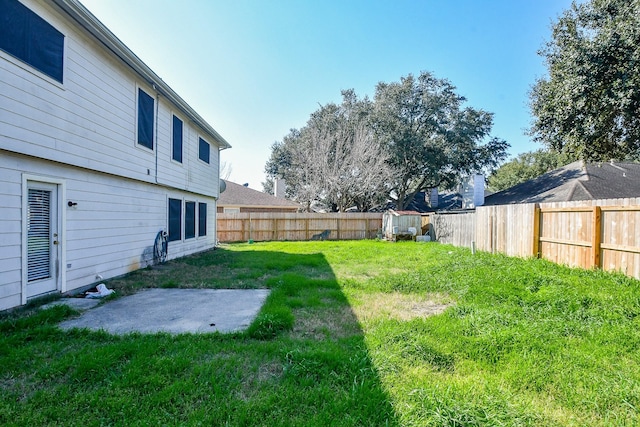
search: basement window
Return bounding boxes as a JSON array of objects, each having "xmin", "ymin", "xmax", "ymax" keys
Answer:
[{"xmin": 0, "ymin": 0, "xmax": 65, "ymax": 83}]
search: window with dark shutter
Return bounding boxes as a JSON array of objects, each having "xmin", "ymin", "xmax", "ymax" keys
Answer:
[
  {"xmin": 199, "ymin": 138, "xmax": 210, "ymax": 164},
  {"xmin": 137, "ymin": 88, "xmax": 154, "ymax": 149},
  {"xmin": 168, "ymin": 198, "xmax": 181, "ymax": 242},
  {"xmin": 0, "ymin": 0, "xmax": 65, "ymax": 83},
  {"xmin": 172, "ymin": 115, "xmax": 183, "ymax": 162},
  {"xmin": 185, "ymin": 201, "xmax": 196, "ymax": 239},
  {"xmin": 198, "ymin": 203, "xmax": 207, "ymax": 236}
]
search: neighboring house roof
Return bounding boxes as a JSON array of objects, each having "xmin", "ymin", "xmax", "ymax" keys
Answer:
[
  {"xmin": 385, "ymin": 191, "xmax": 466, "ymax": 213},
  {"xmin": 50, "ymin": 0, "xmax": 231, "ymax": 150},
  {"xmin": 218, "ymin": 181, "xmax": 300, "ymax": 210},
  {"xmin": 484, "ymin": 160, "xmax": 640, "ymax": 205},
  {"xmin": 404, "ymin": 191, "xmax": 465, "ymax": 212}
]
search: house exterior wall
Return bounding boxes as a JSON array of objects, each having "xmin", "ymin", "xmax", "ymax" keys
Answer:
[
  {"xmin": 0, "ymin": 0, "xmax": 225, "ymax": 310},
  {"xmin": 1, "ymin": 0, "xmax": 221, "ymax": 198},
  {"xmin": 0, "ymin": 153, "xmax": 218, "ymax": 311}
]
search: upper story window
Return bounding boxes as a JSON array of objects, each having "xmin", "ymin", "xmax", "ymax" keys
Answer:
[
  {"xmin": 0, "ymin": 0, "xmax": 64, "ymax": 83},
  {"xmin": 199, "ymin": 137, "xmax": 210, "ymax": 164},
  {"xmin": 172, "ymin": 115, "xmax": 183, "ymax": 163},
  {"xmin": 137, "ymin": 88, "xmax": 154, "ymax": 149}
]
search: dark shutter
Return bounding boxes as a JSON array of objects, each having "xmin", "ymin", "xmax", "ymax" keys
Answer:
[
  {"xmin": 198, "ymin": 203, "xmax": 207, "ymax": 236},
  {"xmin": 172, "ymin": 115, "xmax": 183, "ymax": 162},
  {"xmin": 185, "ymin": 202, "xmax": 196, "ymax": 239},
  {"xmin": 168, "ymin": 198, "xmax": 181, "ymax": 242},
  {"xmin": 199, "ymin": 138, "xmax": 210, "ymax": 163},
  {"xmin": 0, "ymin": 0, "xmax": 64, "ymax": 83},
  {"xmin": 137, "ymin": 88, "xmax": 154, "ymax": 149}
]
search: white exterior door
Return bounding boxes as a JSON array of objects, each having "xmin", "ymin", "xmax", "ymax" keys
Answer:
[{"xmin": 26, "ymin": 182, "xmax": 60, "ymax": 298}]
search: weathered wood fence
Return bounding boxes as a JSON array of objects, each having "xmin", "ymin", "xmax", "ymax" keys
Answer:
[
  {"xmin": 217, "ymin": 212, "xmax": 383, "ymax": 242},
  {"xmin": 429, "ymin": 198, "xmax": 640, "ymax": 279}
]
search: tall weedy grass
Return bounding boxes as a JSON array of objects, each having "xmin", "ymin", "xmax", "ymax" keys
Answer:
[{"xmin": 1, "ymin": 240, "xmax": 638, "ymax": 426}]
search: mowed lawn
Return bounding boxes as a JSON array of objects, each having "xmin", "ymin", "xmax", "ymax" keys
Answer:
[{"xmin": 2, "ymin": 241, "xmax": 640, "ymax": 426}]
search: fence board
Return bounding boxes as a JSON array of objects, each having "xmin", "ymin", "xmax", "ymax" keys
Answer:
[
  {"xmin": 430, "ymin": 212, "xmax": 476, "ymax": 247},
  {"xmin": 428, "ymin": 197, "xmax": 640, "ymax": 280},
  {"xmin": 217, "ymin": 212, "xmax": 382, "ymax": 242}
]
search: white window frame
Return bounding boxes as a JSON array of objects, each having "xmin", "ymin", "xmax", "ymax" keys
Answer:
[
  {"xmin": 135, "ymin": 85, "xmax": 156, "ymax": 152},
  {"xmin": 184, "ymin": 199, "xmax": 197, "ymax": 240},
  {"xmin": 21, "ymin": 174, "xmax": 67, "ymax": 304},
  {"xmin": 198, "ymin": 135, "xmax": 211, "ymax": 164},
  {"xmin": 171, "ymin": 112, "xmax": 184, "ymax": 165}
]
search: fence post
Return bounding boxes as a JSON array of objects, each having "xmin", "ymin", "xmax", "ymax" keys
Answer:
[
  {"xmin": 532, "ymin": 205, "xmax": 541, "ymax": 258},
  {"xmin": 592, "ymin": 206, "xmax": 602, "ymax": 268}
]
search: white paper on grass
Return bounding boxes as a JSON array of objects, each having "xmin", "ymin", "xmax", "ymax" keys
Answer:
[{"xmin": 85, "ymin": 283, "xmax": 115, "ymax": 299}]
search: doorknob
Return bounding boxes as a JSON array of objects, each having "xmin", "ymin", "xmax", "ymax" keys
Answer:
[{"xmin": 53, "ymin": 240, "xmax": 59, "ymax": 245}]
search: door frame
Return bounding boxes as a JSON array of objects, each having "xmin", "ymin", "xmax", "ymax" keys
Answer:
[{"xmin": 21, "ymin": 174, "xmax": 67, "ymax": 305}]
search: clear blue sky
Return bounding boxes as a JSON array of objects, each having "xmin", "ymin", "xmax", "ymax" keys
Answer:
[{"xmin": 80, "ymin": 0, "xmax": 575, "ymax": 190}]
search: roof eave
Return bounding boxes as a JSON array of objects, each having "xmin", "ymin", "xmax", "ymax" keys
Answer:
[{"xmin": 50, "ymin": 0, "xmax": 231, "ymax": 150}]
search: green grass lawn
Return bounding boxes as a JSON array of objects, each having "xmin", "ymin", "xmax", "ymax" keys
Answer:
[{"xmin": 2, "ymin": 241, "xmax": 640, "ymax": 426}]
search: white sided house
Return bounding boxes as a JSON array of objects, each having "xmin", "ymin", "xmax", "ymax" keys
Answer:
[{"xmin": 0, "ymin": 0, "xmax": 231, "ymax": 310}]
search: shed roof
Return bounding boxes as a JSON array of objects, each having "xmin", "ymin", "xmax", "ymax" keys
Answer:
[
  {"xmin": 218, "ymin": 181, "xmax": 300, "ymax": 209},
  {"xmin": 387, "ymin": 210, "xmax": 423, "ymax": 216},
  {"xmin": 484, "ymin": 161, "xmax": 640, "ymax": 205}
]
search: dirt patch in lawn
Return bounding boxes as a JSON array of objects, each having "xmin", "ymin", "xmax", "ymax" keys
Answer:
[
  {"xmin": 352, "ymin": 292, "xmax": 453, "ymax": 322},
  {"xmin": 289, "ymin": 306, "xmax": 363, "ymax": 340}
]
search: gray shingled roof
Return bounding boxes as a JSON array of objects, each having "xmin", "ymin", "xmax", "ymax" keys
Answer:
[
  {"xmin": 484, "ymin": 160, "xmax": 640, "ymax": 205},
  {"xmin": 218, "ymin": 180, "xmax": 300, "ymax": 209}
]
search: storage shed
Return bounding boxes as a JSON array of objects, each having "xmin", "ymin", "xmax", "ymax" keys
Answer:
[{"xmin": 383, "ymin": 210, "xmax": 423, "ymax": 241}]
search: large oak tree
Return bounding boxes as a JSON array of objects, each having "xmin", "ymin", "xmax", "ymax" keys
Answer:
[
  {"xmin": 530, "ymin": 0, "xmax": 640, "ymax": 161},
  {"xmin": 266, "ymin": 72, "xmax": 507, "ymax": 211},
  {"xmin": 373, "ymin": 72, "xmax": 508, "ymax": 210}
]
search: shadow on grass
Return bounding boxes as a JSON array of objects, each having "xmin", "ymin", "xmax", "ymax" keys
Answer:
[{"xmin": 0, "ymin": 246, "xmax": 399, "ymax": 426}]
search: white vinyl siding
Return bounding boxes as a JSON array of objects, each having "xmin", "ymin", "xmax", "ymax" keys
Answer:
[
  {"xmin": 0, "ymin": 170, "xmax": 22, "ymax": 311},
  {"xmin": 0, "ymin": 152, "xmax": 218, "ymax": 309},
  {"xmin": 0, "ymin": 0, "xmax": 222, "ymax": 198},
  {"xmin": 0, "ymin": 0, "xmax": 224, "ymax": 310}
]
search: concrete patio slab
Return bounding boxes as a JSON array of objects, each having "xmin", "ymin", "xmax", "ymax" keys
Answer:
[{"xmin": 57, "ymin": 288, "xmax": 270, "ymax": 335}]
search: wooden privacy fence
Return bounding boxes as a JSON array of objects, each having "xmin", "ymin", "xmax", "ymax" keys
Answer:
[
  {"xmin": 429, "ymin": 211, "xmax": 476, "ymax": 247},
  {"xmin": 535, "ymin": 204, "xmax": 640, "ymax": 278},
  {"xmin": 430, "ymin": 198, "xmax": 640, "ymax": 280},
  {"xmin": 217, "ymin": 212, "xmax": 383, "ymax": 242}
]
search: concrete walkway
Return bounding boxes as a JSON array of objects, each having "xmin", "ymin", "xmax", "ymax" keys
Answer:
[{"xmin": 54, "ymin": 288, "xmax": 269, "ymax": 335}]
